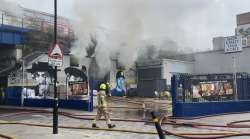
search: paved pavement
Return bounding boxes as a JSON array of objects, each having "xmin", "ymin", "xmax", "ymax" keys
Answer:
[
  {"xmin": 0, "ymin": 97, "xmax": 168, "ymax": 139},
  {"xmin": 0, "ymin": 97, "xmax": 250, "ymax": 139},
  {"xmin": 0, "ymin": 107, "xmax": 161, "ymax": 139}
]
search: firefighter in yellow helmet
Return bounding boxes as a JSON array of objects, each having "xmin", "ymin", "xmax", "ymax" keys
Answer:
[
  {"xmin": 105, "ymin": 82, "xmax": 112, "ymax": 97},
  {"xmin": 92, "ymin": 83, "xmax": 115, "ymax": 128}
]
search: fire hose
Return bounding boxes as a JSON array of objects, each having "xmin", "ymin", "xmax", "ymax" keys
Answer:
[
  {"xmin": 0, "ymin": 120, "xmax": 244, "ymax": 137},
  {"xmin": 163, "ymin": 130, "xmax": 246, "ymax": 139},
  {"xmin": 2, "ymin": 107, "xmax": 250, "ymax": 138},
  {"xmin": 110, "ymin": 97, "xmax": 171, "ymax": 105},
  {"xmin": 159, "ymin": 113, "xmax": 250, "ymax": 138},
  {"xmin": 109, "ymin": 97, "xmax": 169, "ymax": 111},
  {"xmin": 0, "ymin": 110, "xmax": 229, "ymax": 128},
  {"xmin": 0, "ymin": 133, "xmax": 15, "ymax": 139},
  {"xmin": 169, "ymin": 110, "xmax": 250, "ymax": 121},
  {"xmin": 227, "ymin": 120, "xmax": 250, "ymax": 128},
  {"xmin": 0, "ymin": 109, "xmax": 249, "ymax": 139},
  {"xmin": 0, "ymin": 120, "xmax": 158, "ymax": 135}
]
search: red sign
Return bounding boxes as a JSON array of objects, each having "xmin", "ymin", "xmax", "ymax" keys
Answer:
[{"xmin": 48, "ymin": 44, "xmax": 63, "ymax": 67}]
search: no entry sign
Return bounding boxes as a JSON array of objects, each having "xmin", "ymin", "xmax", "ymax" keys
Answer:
[{"xmin": 48, "ymin": 43, "xmax": 63, "ymax": 67}]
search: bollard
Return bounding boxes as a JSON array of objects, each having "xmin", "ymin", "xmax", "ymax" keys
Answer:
[{"xmin": 151, "ymin": 111, "xmax": 166, "ymax": 139}]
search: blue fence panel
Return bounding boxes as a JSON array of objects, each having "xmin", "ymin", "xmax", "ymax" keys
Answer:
[
  {"xmin": 4, "ymin": 87, "xmax": 22, "ymax": 99},
  {"xmin": 171, "ymin": 75, "xmax": 177, "ymax": 117},
  {"xmin": 59, "ymin": 99, "xmax": 89, "ymax": 111},
  {"xmin": 174, "ymin": 101, "xmax": 250, "ymax": 117},
  {"xmin": 24, "ymin": 99, "xmax": 53, "ymax": 107},
  {"xmin": 89, "ymin": 90, "xmax": 93, "ymax": 112},
  {"xmin": 23, "ymin": 98, "xmax": 91, "ymax": 111},
  {"xmin": 5, "ymin": 98, "xmax": 21, "ymax": 106},
  {"xmin": 4, "ymin": 87, "xmax": 22, "ymax": 106},
  {"xmin": 172, "ymin": 73, "xmax": 250, "ymax": 117},
  {"xmin": 247, "ymin": 79, "xmax": 250, "ymax": 99}
]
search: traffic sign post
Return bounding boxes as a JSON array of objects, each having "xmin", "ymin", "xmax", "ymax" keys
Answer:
[
  {"xmin": 49, "ymin": 43, "xmax": 63, "ymax": 134},
  {"xmin": 48, "ymin": 43, "xmax": 63, "ymax": 67},
  {"xmin": 53, "ymin": 65, "xmax": 58, "ymax": 134},
  {"xmin": 224, "ymin": 36, "xmax": 243, "ymax": 100},
  {"xmin": 50, "ymin": 0, "xmax": 61, "ymax": 134}
]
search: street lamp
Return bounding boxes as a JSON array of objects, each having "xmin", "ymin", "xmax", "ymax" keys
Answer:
[{"xmin": 53, "ymin": 0, "xmax": 58, "ymax": 134}]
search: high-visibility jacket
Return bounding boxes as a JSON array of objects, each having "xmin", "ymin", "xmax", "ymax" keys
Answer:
[{"xmin": 97, "ymin": 90, "xmax": 107, "ymax": 108}]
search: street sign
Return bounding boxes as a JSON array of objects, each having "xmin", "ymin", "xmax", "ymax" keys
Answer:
[
  {"xmin": 48, "ymin": 43, "xmax": 63, "ymax": 67},
  {"xmin": 224, "ymin": 36, "xmax": 242, "ymax": 53}
]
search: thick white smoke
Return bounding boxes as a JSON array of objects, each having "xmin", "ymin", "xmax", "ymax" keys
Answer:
[
  {"xmin": 0, "ymin": 0, "xmax": 23, "ymax": 16},
  {"xmin": 71, "ymin": 0, "xmax": 147, "ymax": 75},
  {"xmin": 70, "ymin": 0, "xmax": 233, "ymax": 77}
]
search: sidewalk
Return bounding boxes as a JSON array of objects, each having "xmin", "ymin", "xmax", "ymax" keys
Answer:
[{"xmin": 0, "ymin": 105, "xmax": 159, "ymax": 139}]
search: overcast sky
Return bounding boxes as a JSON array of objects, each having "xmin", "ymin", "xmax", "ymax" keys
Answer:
[{"xmin": 7, "ymin": 0, "xmax": 250, "ymax": 51}]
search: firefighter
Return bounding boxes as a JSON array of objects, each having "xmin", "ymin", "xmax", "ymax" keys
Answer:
[
  {"xmin": 92, "ymin": 83, "xmax": 116, "ymax": 128},
  {"xmin": 0, "ymin": 87, "xmax": 4, "ymax": 104},
  {"xmin": 105, "ymin": 82, "xmax": 112, "ymax": 97}
]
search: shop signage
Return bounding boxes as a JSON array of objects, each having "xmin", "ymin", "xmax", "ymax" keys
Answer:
[{"xmin": 224, "ymin": 36, "xmax": 242, "ymax": 53}]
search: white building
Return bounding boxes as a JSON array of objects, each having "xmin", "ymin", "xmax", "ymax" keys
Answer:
[
  {"xmin": 194, "ymin": 47, "xmax": 250, "ymax": 74},
  {"xmin": 137, "ymin": 59, "xmax": 194, "ymax": 85},
  {"xmin": 195, "ymin": 12, "xmax": 250, "ymax": 74}
]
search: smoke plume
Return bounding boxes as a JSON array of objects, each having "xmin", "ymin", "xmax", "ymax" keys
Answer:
[
  {"xmin": 70, "ymin": 0, "xmax": 225, "ymax": 77},
  {"xmin": 0, "ymin": 0, "xmax": 23, "ymax": 16}
]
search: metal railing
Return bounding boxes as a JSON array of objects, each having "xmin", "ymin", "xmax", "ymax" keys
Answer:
[{"xmin": 0, "ymin": 10, "xmax": 74, "ymax": 38}]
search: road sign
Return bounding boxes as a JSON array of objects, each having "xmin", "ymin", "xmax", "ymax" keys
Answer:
[
  {"xmin": 224, "ymin": 36, "xmax": 242, "ymax": 53},
  {"xmin": 48, "ymin": 43, "xmax": 63, "ymax": 67}
]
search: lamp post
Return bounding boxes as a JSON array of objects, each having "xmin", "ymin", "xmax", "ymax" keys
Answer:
[
  {"xmin": 53, "ymin": 0, "xmax": 58, "ymax": 134},
  {"xmin": 233, "ymin": 55, "xmax": 238, "ymax": 100},
  {"xmin": 21, "ymin": 48, "xmax": 24, "ymax": 106}
]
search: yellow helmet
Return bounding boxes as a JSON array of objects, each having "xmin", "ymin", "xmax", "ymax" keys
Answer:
[
  {"xmin": 99, "ymin": 83, "xmax": 107, "ymax": 90},
  {"xmin": 116, "ymin": 70, "xmax": 125, "ymax": 78}
]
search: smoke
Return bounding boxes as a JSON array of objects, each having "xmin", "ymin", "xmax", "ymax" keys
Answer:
[
  {"xmin": 70, "ymin": 0, "xmax": 224, "ymax": 77},
  {"xmin": 0, "ymin": 0, "xmax": 23, "ymax": 16}
]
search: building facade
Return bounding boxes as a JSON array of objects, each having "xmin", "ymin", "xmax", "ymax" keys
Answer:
[
  {"xmin": 197, "ymin": 12, "xmax": 250, "ymax": 74},
  {"xmin": 0, "ymin": 7, "xmax": 73, "ymax": 89},
  {"xmin": 194, "ymin": 47, "xmax": 250, "ymax": 74},
  {"xmin": 136, "ymin": 59, "xmax": 194, "ymax": 97}
]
